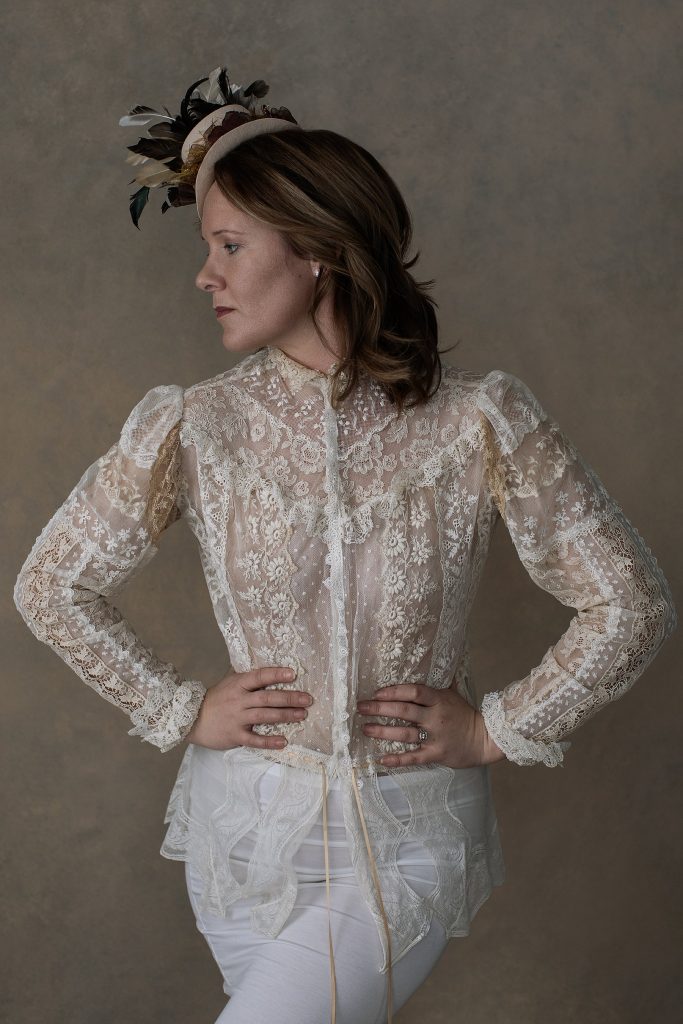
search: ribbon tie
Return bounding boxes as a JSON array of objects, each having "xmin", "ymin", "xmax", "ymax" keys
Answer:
[{"xmin": 320, "ymin": 764, "xmax": 393, "ymax": 1024}]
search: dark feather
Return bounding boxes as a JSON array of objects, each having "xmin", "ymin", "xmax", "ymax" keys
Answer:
[
  {"xmin": 164, "ymin": 184, "xmax": 195, "ymax": 210},
  {"xmin": 129, "ymin": 185, "xmax": 150, "ymax": 229},
  {"xmin": 244, "ymin": 79, "xmax": 269, "ymax": 99},
  {"xmin": 148, "ymin": 122, "xmax": 186, "ymax": 143},
  {"xmin": 127, "ymin": 138, "xmax": 180, "ymax": 161},
  {"xmin": 267, "ymin": 106, "xmax": 298, "ymax": 124},
  {"xmin": 180, "ymin": 75, "xmax": 210, "ymax": 124},
  {"xmin": 185, "ymin": 97, "xmax": 223, "ymax": 125},
  {"xmin": 218, "ymin": 67, "xmax": 235, "ymax": 103}
]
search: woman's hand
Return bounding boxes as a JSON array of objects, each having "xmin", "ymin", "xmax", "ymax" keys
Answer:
[
  {"xmin": 356, "ymin": 683, "xmax": 507, "ymax": 769},
  {"xmin": 185, "ymin": 665, "xmax": 313, "ymax": 751}
]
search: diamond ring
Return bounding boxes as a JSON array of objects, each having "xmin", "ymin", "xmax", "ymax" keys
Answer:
[{"xmin": 417, "ymin": 727, "xmax": 428, "ymax": 743}]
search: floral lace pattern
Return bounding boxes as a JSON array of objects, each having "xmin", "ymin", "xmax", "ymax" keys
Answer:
[{"xmin": 14, "ymin": 348, "xmax": 677, "ymax": 968}]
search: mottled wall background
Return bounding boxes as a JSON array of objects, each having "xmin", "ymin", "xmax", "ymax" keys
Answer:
[{"xmin": 4, "ymin": 2, "xmax": 682, "ymax": 1022}]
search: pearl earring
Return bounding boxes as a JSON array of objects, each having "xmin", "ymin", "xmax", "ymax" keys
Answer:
[{"xmin": 313, "ymin": 267, "xmax": 320, "ymax": 278}]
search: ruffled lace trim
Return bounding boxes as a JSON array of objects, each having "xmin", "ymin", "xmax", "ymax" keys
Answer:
[
  {"xmin": 160, "ymin": 746, "xmax": 506, "ymax": 971},
  {"xmin": 127, "ymin": 679, "xmax": 207, "ymax": 753},
  {"xmin": 480, "ymin": 691, "xmax": 571, "ymax": 767}
]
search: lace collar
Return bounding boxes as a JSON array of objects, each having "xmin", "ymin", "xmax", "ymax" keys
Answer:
[{"xmin": 266, "ymin": 345, "xmax": 341, "ymax": 395}]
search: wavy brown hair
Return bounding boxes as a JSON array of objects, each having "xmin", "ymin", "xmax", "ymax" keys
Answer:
[{"xmin": 210, "ymin": 128, "xmax": 458, "ymax": 412}]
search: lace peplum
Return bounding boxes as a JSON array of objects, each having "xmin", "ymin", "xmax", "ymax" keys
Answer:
[{"xmin": 14, "ymin": 345, "xmax": 677, "ymax": 1010}]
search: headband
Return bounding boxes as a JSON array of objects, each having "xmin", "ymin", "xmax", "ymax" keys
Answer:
[{"xmin": 119, "ymin": 65, "xmax": 302, "ymax": 227}]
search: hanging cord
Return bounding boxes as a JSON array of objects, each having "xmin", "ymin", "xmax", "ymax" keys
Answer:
[
  {"xmin": 320, "ymin": 764, "xmax": 394, "ymax": 1024},
  {"xmin": 321, "ymin": 765, "xmax": 337, "ymax": 1023},
  {"xmin": 350, "ymin": 766, "xmax": 394, "ymax": 1024}
]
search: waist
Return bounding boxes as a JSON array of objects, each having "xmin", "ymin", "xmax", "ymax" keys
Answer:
[{"xmin": 197, "ymin": 741, "xmax": 450, "ymax": 779}]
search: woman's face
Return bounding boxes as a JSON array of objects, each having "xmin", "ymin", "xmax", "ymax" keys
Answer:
[{"xmin": 195, "ymin": 182, "xmax": 321, "ymax": 360}]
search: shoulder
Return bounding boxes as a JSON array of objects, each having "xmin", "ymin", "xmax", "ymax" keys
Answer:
[
  {"xmin": 437, "ymin": 363, "xmax": 533, "ymax": 400},
  {"xmin": 184, "ymin": 352, "xmax": 270, "ymax": 399},
  {"xmin": 475, "ymin": 369, "xmax": 551, "ymax": 455},
  {"xmin": 437, "ymin": 365, "xmax": 551, "ymax": 453},
  {"xmin": 438, "ymin": 363, "xmax": 543, "ymax": 411},
  {"xmin": 184, "ymin": 349, "xmax": 268, "ymax": 405},
  {"xmin": 123, "ymin": 383, "xmax": 186, "ymax": 430}
]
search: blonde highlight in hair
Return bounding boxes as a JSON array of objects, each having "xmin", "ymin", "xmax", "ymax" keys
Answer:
[{"xmin": 211, "ymin": 129, "xmax": 459, "ymax": 412}]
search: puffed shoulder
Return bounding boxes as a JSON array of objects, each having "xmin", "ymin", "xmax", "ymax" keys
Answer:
[
  {"xmin": 118, "ymin": 384, "xmax": 185, "ymax": 470},
  {"xmin": 477, "ymin": 369, "xmax": 550, "ymax": 457}
]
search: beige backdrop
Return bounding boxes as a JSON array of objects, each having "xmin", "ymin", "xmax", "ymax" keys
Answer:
[{"xmin": 4, "ymin": 2, "xmax": 682, "ymax": 1022}]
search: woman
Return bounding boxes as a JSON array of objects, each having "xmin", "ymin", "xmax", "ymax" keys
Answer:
[{"xmin": 13, "ymin": 66, "xmax": 677, "ymax": 1024}]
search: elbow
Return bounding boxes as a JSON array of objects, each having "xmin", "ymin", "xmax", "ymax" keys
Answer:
[
  {"xmin": 660, "ymin": 593, "xmax": 678, "ymax": 640},
  {"xmin": 654, "ymin": 567, "xmax": 678, "ymax": 638},
  {"xmin": 13, "ymin": 564, "xmax": 75, "ymax": 638},
  {"xmin": 13, "ymin": 567, "xmax": 36, "ymax": 625},
  {"xmin": 628, "ymin": 566, "xmax": 678, "ymax": 649},
  {"xmin": 13, "ymin": 577, "xmax": 44, "ymax": 643},
  {"xmin": 13, "ymin": 564, "xmax": 52, "ymax": 639},
  {"xmin": 645, "ymin": 584, "xmax": 678, "ymax": 651}
]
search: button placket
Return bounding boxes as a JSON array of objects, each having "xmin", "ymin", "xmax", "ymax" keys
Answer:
[{"xmin": 321, "ymin": 389, "xmax": 354, "ymax": 764}]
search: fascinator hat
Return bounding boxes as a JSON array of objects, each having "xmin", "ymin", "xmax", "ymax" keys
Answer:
[{"xmin": 119, "ymin": 65, "xmax": 302, "ymax": 227}]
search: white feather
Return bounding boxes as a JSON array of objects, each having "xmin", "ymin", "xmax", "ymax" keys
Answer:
[
  {"xmin": 119, "ymin": 112, "xmax": 174, "ymax": 127},
  {"xmin": 132, "ymin": 160, "xmax": 181, "ymax": 187}
]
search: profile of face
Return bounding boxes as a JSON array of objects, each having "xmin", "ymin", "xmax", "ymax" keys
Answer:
[{"xmin": 195, "ymin": 181, "xmax": 332, "ymax": 366}]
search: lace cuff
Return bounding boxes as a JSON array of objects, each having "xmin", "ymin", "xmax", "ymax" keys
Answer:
[
  {"xmin": 127, "ymin": 679, "xmax": 207, "ymax": 753},
  {"xmin": 480, "ymin": 691, "xmax": 571, "ymax": 767}
]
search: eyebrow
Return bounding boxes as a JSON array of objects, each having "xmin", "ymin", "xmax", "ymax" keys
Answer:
[{"xmin": 196, "ymin": 225, "xmax": 247, "ymax": 240}]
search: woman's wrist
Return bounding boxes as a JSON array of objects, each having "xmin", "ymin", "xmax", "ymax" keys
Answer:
[{"xmin": 476, "ymin": 710, "xmax": 507, "ymax": 764}]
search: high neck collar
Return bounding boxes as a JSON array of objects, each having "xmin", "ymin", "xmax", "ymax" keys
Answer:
[{"xmin": 267, "ymin": 345, "xmax": 342, "ymax": 395}]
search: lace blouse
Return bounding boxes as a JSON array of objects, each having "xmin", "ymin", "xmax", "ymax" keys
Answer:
[{"xmin": 14, "ymin": 345, "xmax": 677, "ymax": 1021}]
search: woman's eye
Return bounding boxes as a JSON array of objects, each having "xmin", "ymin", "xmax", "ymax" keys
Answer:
[{"xmin": 223, "ymin": 243, "xmax": 239, "ymax": 255}]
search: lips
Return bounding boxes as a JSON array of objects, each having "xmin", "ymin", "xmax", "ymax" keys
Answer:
[{"xmin": 215, "ymin": 307, "xmax": 235, "ymax": 317}]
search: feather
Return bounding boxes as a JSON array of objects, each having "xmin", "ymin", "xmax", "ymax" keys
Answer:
[
  {"xmin": 125, "ymin": 152, "xmax": 155, "ymax": 167},
  {"xmin": 244, "ymin": 79, "xmax": 269, "ymax": 99},
  {"xmin": 162, "ymin": 183, "xmax": 196, "ymax": 212},
  {"xmin": 148, "ymin": 122, "xmax": 186, "ymax": 142},
  {"xmin": 126, "ymin": 150, "xmax": 182, "ymax": 177},
  {"xmin": 119, "ymin": 105, "xmax": 174, "ymax": 127},
  {"xmin": 180, "ymin": 75, "xmax": 210, "ymax": 124},
  {"xmin": 126, "ymin": 138, "xmax": 180, "ymax": 161},
  {"xmin": 132, "ymin": 162, "xmax": 179, "ymax": 187},
  {"xmin": 185, "ymin": 96, "xmax": 222, "ymax": 126},
  {"xmin": 217, "ymin": 67, "xmax": 232, "ymax": 104},
  {"xmin": 125, "ymin": 153, "xmax": 176, "ymax": 172},
  {"xmin": 129, "ymin": 186, "xmax": 150, "ymax": 229}
]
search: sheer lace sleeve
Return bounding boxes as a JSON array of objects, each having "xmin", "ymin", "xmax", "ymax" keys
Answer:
[
  {"xmin": 477, "ymin": 370, "xmax": 678, "ymax": 768},
  {"xmin": 13, "ymin": 384, "xmax": 208, "ymax": 753}
]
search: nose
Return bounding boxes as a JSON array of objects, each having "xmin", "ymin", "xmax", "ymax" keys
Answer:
[{"xmin": 195, "ymin": 254, "xmax": 225, "ymax": 293}]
